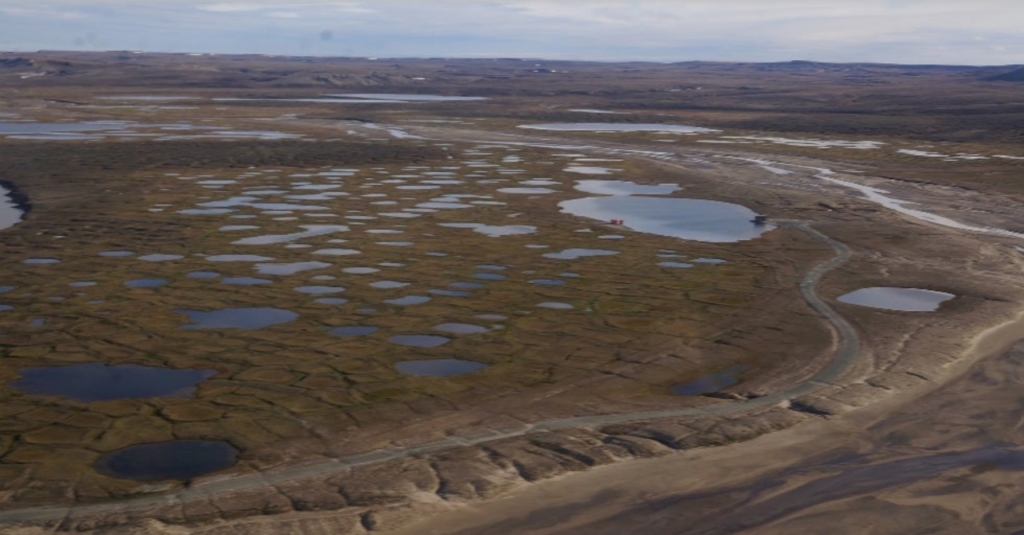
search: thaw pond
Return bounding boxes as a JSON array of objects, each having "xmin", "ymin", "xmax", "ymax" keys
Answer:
[
  {"xmin": 560, "ymin": 197, "xmax": 773, "ymax": 243},
  {"xmin": 188, "ymin": 271, "xmax": 221, "ymax": 279},
  {"xmin": 295, "ymin": 286, "xmax": 345, "ymax": 295},
  {"xmin": 565, "ymin": 166, "xmax": 617, "ymax": 175},
  {"xmin": 672, "ymin": 366, "xmax": 744, "ymax": 395},
  {"xmin": 125, "ymin": 278, "xmax": 167, "ymax": 288},
  {"xmin": 384, "ymin": 295, "xmax": 432, "ymax": 306},
  {"xmin": 396, "ymin": 358, "xmax": 488, "ymax": 377},
  {"xmin": 439, "ymin": 222, "xmax": 537, "ymax": 237},
  {"xmin": 329, "ymin": 93, "xmax": 487, "ymax": 102},
  {"xmin": 389, "ymin": 335, "xmax": 451, "ymax": 348},
  {"xmin": 206, "ymin": 254, "xmax": 274, "ymax": 262},
  {"xmin": 519, "ymin": 123, "xmax": 720, "ymax": 133},
  {"xmin": 837, "ymin": 287, "xmax": 955, "ymax": 312},
  {"xmin": 498, "ymin": 187, "xmax": 557, "ymax": 195},
  {"xmin": 544, "ymin": 248, "xmax": 620, "ymax": 260},
  {"xmin": 254, "ymin": 261, "xmax": 331, "ymax": 275},
  {"xmin": 9, "ymin": 364, "xmax": 216, "ymax": 401},
  {"xmin": 222, "ymin": 277, "xmax": 272, "ymax": 285},
  {"xmin": 178, "ymin": 308, "xmax": 298, "ymax": 329},
  {"xmin": 93, "ymin": 440, "xmax": 238, "ymax": 481},
  {"xmin": 139, "ymin": 254, "xmax": 183, "ymax": 262},
  {"xmin": 330, "ymin": 326, "xmax": 378, "ymax": 337},
  {"xmin": 433, "ymin": 323, "xmax": 489, "ymax": 335},
  {"xmin": 537, "ymin": 302, "xmax": 574, "ymax": 310}
]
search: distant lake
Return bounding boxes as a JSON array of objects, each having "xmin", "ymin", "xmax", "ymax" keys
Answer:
[{"xmin": 520, "ymin": 123, "xmax": 720, "ymax": 133}]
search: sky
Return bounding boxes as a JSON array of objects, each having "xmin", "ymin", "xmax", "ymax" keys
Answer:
[{"xmin": 0, "ymin": 1, "xmax": 1021, "ymax": 65}]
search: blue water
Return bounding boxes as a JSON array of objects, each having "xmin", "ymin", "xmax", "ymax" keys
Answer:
[
  {"xmin": 395, "ymin": 358, "xmax": 488, "ymax": 377},
  {"xmin": 560, "ymin": 196, "xmax": 774, "ymax": 243},
  {"xmin": 330, "ymin": 326, "xmax": 378, "ymax": 336},
  {"xmin": 9, "ymin": 363, "xmax": 216, "ymax": 401},
  {"xmin": 672, "ymin": 365, "xmax": 744, "ymax": 395},
  {"xmin": 389, "ymin": 335, "xmax": 450, "ymax": 348},
  {"xmin": 93, "ymin": 440, "xmax": 238, "ymax": 481},
  {"xmin": 178, "ymin": 308, "xmax": 298, "ymax": 329},
  {"xmin": 837, "ymin": 287, "xmax": 954, "ymax": 312}
]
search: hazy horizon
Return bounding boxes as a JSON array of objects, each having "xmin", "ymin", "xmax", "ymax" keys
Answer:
[{"xmin": 1, "ymin": 1, "xmax": 1022, "ymax": 66}]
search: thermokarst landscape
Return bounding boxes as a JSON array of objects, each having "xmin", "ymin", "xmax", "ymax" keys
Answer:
[{"xmin": 1, "ymin": 53, "xmax": 1024, "ymax": 535}]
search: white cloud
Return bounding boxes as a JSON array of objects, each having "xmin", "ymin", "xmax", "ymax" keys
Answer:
[{"xmin": 0, "ymin": 0, "xmax": 1021, "ymax": 64}]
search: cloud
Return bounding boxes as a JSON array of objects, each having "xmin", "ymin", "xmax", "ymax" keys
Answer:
[
  {"xmin": 0, "ymin": 5, "xmax": 90, "ymax": 20},
  {"xmin": 1, "ymin": 0, "xmax": 1022, "ymax": 65}
]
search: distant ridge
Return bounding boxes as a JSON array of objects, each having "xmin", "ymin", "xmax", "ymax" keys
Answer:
[{"xmin": 987, "ymin": 67, "xmax": 1024, "ymax": 81}]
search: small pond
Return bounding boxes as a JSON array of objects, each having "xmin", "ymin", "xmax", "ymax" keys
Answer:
[
  {"xmin": 519, "ymin": 123, "xmax": 720, "ymax": 133},
  {"xmin": 188, "ymin": 271, "xmax": 221, "ymax": 279},
  {"xmin": 178, "ymin": 308, "xmax": 298, "ymax": 329},
  {"xmin": 93, "ymin": 440, "xmax": 238, "ymax": 481},
  {"xmin": 389, "ymin": 335, "xmax": 451, "ymax": 348},
  {"xmin": 315, "ymin": 298, "xmax": 349, "ymax": 305},
  {"xmin": 439, "ymin": 223, "xmax": 537, "ymax": 237},
  {"xmin": 429, "ymin": 289, "xmax": 470, "ymax": 297},
  {"xmin": 125, "ymin": 279, "xmax": 167, "ymax": 288},
  {"xmin": 537, "ymin": 302, "xmax": 574, "ymax": 310},
  {"xmin": 472, "ymin": 273, "xmax": 507, "ymax": 280},
  {"xmin": 329, "ymin": 93, "xmax": 487, "ymax": 102},
  {"xmin": 497, "ymin": 187, "xmax": 556, "ymax": 195},
  {"xmin": 254, "ymin": 261, "xmax": 332, "ymax": 276},
  {"xmin": 330, "ymin": 326, "xmax": 378, "ymax": 337},
  {"xmin": 9, "ymin": 363, "xmax": 216, "ymax": 401},
  {"xmin": 371, "ymin": 281, "xmax": 410, "ymax": 289},
  {"xmin": 395, "ymin": 358, "xmax": 488, "ymax": 377},
  {"xmin": 294, "ymin": 286, "xmax": 345, "ymax": 295},
  {"xmin": 433, "ymin": 323, "xmax": 489, "ymax": 335},
  {"xmin": 384, "ymin": 295, "xmax": 432, "ymax": 306},
  {"xmin": 138, "ymin": 254, "xmax": 183, "ymax": 262},
  {"xmin": 222, "ymin": 277, "xmax": 272, "ymax": 285},
  {"xmin": 206, "ymin": 254, "xmax": 275, "ymax": 262},
  {"xmin": 672, "ymin": 365, "xmax": 744, "ymax": 395},
  {"xmin": 543, "ymin": 248, "xmax": 620, "ymax": 260},
  {"xmin": 837, "ymin": 287, "xmax": 955, "ymax": 312}
]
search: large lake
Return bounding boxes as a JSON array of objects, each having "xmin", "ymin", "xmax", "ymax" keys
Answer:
[{"xmin": 559, "ymin": 196, "xmax": 774, "ymax": 243}]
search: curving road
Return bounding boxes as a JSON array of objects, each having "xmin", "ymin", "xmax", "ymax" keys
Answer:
[{"xmin": 0, "ymin": 219, "xmax": 858, "ymax": 526}]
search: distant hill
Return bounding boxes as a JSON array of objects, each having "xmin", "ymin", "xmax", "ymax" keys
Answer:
[
  {"xmin": 987, "ymin": 67, "xmax": 1024, "ymax": 81},
  {"xmin": 0, "ymin": 57, "xmax": 34, "ymax": 69}
]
